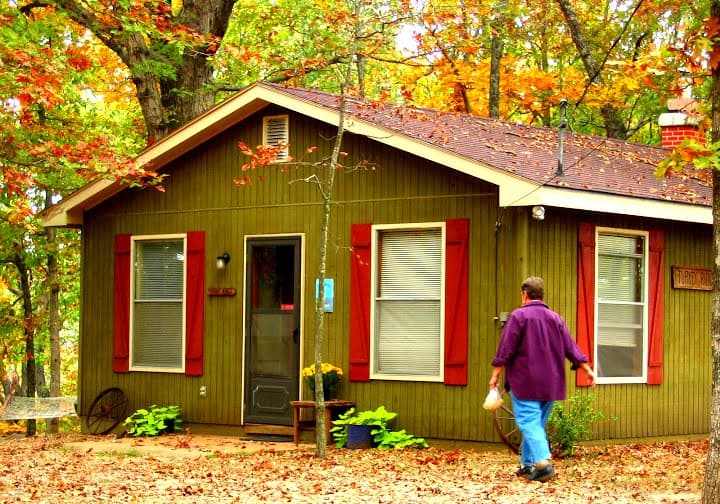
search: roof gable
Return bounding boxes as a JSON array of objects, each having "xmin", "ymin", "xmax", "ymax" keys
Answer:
[{"xmin": 42, "ymin": 82, "xmax": 711, "ymax": 227}]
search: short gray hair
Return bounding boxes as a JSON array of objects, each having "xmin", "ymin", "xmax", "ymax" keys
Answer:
[{"xmin": 522, "ymin": 277, "xmax": 544, "ymax": 300}]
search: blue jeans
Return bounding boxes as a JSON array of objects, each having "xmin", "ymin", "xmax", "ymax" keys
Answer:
[{"xmin": 510, "ymin": 392, "xmax": 554, "ymax": 467}]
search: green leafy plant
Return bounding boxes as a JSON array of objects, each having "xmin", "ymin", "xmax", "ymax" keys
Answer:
[
  {"xmin": 124, "ymin": 405, "xmax": 183, "ymax": 437},
  {"xmin": 331, "ymin": 406, "xmax": 428, "ymax": 449},
  {"xmin": 547, "ymin": 393, "xmax": 610, "ymax": 457},
  {"xmin": 375, "ymin": 429, "xmax": 429, "ymax": 449}
]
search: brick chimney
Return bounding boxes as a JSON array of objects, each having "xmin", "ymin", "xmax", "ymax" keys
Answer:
[{"xmin": 658, "ymin": 96, "xmax": 704, "ymax": 148}]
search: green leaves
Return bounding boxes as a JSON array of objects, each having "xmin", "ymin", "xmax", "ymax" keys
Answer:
[
  {"xmin": 124, "ymin": 405, "xmax": 183, "ymax": 437},
  {"xmin": 547, "ymin": 393, "xmax": 610, "ymax": 457}
]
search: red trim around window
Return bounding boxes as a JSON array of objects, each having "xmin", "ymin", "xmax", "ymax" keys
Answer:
[
  {"xmin": 576, "ymin": 223, "xmax": 595, "ymax": 386},
  {"xmin": 349, "ymin": 223, "xmax": 372, "ymax": 381},
  {"xmin": 113, "ymin": 232, "xmax": 205, "ymax": 376},
  {"xmin": 576, "ymin": 223, "xmax": 663, "ymax": 385},
  {"xmin": 185, "ymin": 231, "xmax": 205, "ymax": 376},
  {"xmin": 113, "ymin": 234, "xmax": 132, "ymax": 373},
  {"xmin": 444, "ymin": 218, "xmax": 469, "ymax": 385},
  {"xmin": 647, "ymin": 230, "xmax": 664, "ymax": 385},
  {"xmin": 348, "ymin": 220, "xmax": 469, "ymax": 385}
]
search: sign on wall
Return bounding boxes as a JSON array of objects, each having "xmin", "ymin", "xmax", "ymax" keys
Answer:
[
  {"xmin": 315, "ymin": 278, "xmax": 334, "ymax": 312},
  {"xmin": 671, "ymin": 266, "xmax": 712, "ymax": 291}
]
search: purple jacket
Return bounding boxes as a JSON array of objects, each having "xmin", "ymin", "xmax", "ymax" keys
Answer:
[{"xmin": 491, "ymin": 301, "xmax": 588, "ymax": 401}]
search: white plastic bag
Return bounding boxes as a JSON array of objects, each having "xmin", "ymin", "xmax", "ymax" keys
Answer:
[{"xmin": 482, "ymin": 387, "xmax": 504, "ymax": 411}]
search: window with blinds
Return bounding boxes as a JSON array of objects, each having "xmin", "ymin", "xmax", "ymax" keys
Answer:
[
  {"xmin": 371, "ymin": 225, "xmax": 444, "ymax": 380},
  {"xmin": 595, "ymin": 229, "xmax": 648, "ymax": 381},
  {"xmin": 263, "ymin": 115, "xmax": 289, "ymax": 162},
  {"xmin": 131, "ymin": 236, "xmax": 186, "ymax": 371}
]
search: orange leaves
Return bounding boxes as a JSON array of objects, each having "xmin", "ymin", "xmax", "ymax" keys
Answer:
[
  {"xmin": 708, "ymin": 15, "xmax": 720, "ymax": 71},
  {"xmin": 234, "ymin": 141, "xmax": 290, "ymax": 187},
  {"xmin": 0, "ymin": 435, "xmax": 708, "ymax": 502},
  {"xmin": 64, "ymin": 46, "xmax": 93, "ymax": 72},
  {"xmin": 237, "ymin": 141, "xmax": 254, "ymax": 157},
  {"xmin": 237, "ymin": 142, "xmax": 289, "ymax": 171}
]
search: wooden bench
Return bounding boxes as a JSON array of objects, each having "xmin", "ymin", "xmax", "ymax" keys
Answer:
[{"xmin": 289, "ymin": 400, "xmax": 355, "ymax": 444}]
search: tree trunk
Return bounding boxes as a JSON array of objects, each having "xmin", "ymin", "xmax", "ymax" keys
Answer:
[
  {"xmin": 56, "ymin": 0, "xmax": 236, "ymax": 141},
  {"xmin": 47, "ymin": 226, "xmax": 61, "ymax": 433},
  {"xmin": 555, "ymin": 0, "xmax": 627, "ymax": 140},
  {"xmin": 14, "ymin": 254, "xmax": 36, "ymax": 436},
  {"xmin": 488, "ymin": 0, "xmax": 507, "ymax": 118},
  {"xmin": 703, "ymin": 4, "xmax": 720, "ymax": 502}
]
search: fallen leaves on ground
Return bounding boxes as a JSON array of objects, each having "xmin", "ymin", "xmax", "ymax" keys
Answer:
[{"xmin": 0, "ymin": 433, "xmax": 707, "ymax": 503}]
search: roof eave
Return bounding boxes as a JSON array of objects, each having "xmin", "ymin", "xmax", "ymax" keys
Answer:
[
  {"xmin": 41, "ymin": 86, "xmax": 276, "ymax": 228},
  {"xmin": 41, "ymin": 178, "xmax": 119, "ymax": 227},
  {"xmin": 506, "ymin": 186, "xmax": 711, "ymax": 224},
  {"xmin": 40, "ymin": 82, "xmax": 712, "ymax": 228}
]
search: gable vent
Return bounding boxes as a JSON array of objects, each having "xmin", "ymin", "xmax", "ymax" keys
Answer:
[{"xmin": 263, "ymin": 115, "xmax": 289, "ymax": 161}]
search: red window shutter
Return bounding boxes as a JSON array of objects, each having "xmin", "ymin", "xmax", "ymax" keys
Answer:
[
  {"xmin": 185, "ymin": 231, "xmax": 205, "ymax": 376},
  {"xmin": 647, "ymin": 230, "xmax": 664, "ymax": 385},
  {"xmin": 113, "ymin": 234, "xmax": 131, "ymax": 373},
  {"xmin": 444, "ymin": 218, "xmax": 469, "ymax": 385},
  {"xmin": 349, "ymin": 223, "xmax": 372, "ymax": 381},
  {"xmin": 576, "ymin": 222, "xmax": 595, "ymax": 386}
]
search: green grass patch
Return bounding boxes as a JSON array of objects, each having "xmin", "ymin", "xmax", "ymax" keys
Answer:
[{"xmin": 97, "ymin": 449, "xmax": 142, "ymax": 457}]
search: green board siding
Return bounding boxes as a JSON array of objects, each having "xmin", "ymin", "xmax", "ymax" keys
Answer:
[
  {"xmin": 523, "ymin": 210, "xmax": 711, "ymax": 440},
  {"xmin": 80, "ymin": 106, "xmax": 712, "ymax": 442}
]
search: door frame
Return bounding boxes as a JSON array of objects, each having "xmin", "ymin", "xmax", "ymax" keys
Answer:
[{"xmin": 241, "ymin": 233, "xmax": 305, "ymax": 425}]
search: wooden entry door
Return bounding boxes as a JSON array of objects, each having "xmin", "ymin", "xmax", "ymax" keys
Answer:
[{"xmin": 244, "ymin": 237, "xmax": 301, "ymax": 425}]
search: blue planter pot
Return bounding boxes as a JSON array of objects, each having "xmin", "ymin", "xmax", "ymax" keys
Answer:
[{"xmin": 346, "ymin": 424, "xmax": 374, "ymax": 449}]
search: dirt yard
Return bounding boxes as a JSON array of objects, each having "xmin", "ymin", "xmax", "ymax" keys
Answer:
[{"xmin": 0, "ymin": 432, "xmax": 708, "ymax": 503}]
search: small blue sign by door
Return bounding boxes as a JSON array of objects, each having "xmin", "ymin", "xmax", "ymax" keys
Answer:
[{"xmin": 315, "ymin": 278, "xmax": 334, "ymax": 313}]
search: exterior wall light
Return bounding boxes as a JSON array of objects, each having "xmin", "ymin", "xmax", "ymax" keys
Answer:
[
  {"xmin": 531, "ymin": 205, "xmax": 545, "ymax": 220},
  {"xmin": 216, "ymin": 252, "xmax": 230, "ymax": 270}
]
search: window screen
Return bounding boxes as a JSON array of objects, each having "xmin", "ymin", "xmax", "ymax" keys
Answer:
[
  {"xmin": 132, "ymin": 238, "xmax": 185, "ymax": 370},
  {"xmin": 374, "ymin": 227, "xmax": 442, "ymax": 378},
  {"xmin": 596, "ymin": 232, "xmax": 646, "ymax": 379}
]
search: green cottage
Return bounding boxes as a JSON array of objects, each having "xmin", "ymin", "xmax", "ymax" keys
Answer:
[{"xmin": 43, "ymin": 83, "xmax": 712, "ymax": 444}]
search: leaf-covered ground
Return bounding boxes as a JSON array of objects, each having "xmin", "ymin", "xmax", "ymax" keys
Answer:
[{"xmin": 0, "ymin": 433, "xmax": 707, "ymax": 503}]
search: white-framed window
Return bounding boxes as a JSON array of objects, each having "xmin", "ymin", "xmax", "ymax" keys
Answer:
[
  {"xmin": 370, "ymin": 222, "xmax": 445, "ymax": 381},
  {"xmin": 263, "ymin": 114, "xmax": 289, "ymax": 162},
  {"xmin": 595, "ymin": 227, "xmax": 649, "ymax": 384},
  {"xmin": 130, "ymin": 234, "xmax": 187, "ymax": 372}
]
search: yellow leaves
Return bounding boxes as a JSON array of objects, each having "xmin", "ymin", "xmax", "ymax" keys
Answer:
[
  {"xmin": 301, "ymin": 362, "xmax": 343, "ymax": 377},
  {"xmin": 171, "ymin": 0, "xmax": 183, "ymax": 16},
  {"xmin": 0, "ymin": 276, "xmax": 11, "ymax": 303}
]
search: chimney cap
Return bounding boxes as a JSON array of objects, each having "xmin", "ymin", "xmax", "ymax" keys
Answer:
[{"xmin": 658, "ymin": 111, "xmax": 700, "ymax": 127}]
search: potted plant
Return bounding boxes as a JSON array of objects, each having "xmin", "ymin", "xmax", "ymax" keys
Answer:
[
  {"xmin": 302, "ymin": 362, "xmax": 342, "ymax": 400},
  {"xmin": 331, "ymin": 406, "xmax": 428, "ymax": 449}
]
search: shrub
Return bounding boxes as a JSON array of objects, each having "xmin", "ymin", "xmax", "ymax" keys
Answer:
[
  {"xmin": 124, "ymin": 405, "xmax": 183, "ymax": 437},
  {"xmin": 547, "ymin": 393, "xmax": 609, "ymax": 457}
]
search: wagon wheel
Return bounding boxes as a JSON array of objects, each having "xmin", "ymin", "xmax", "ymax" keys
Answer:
[
  {"xmin": 86, "ymin": 387, "xmax": 128, "ymax": 435},
  {"xmin": 493, "ymin": 390, "xmax": 520, "ymax": 454}
]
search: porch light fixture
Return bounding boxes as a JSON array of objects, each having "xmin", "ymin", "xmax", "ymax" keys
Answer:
[
  {"xmin": 216, "ymin": 252, "xmax": 231, "ymax": 270},
  {"xmin": 531, "ymin": 205, "xmax": 545, "ymax": 221}
]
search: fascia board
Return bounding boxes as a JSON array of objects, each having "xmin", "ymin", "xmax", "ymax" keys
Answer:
[
  {"xmin": 507, "ymin": 186, "xmax": 712, "ymax": 225},
  {"xmin": 41, "ymin": 178, "xmax": 117, "ymax": 227}
]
